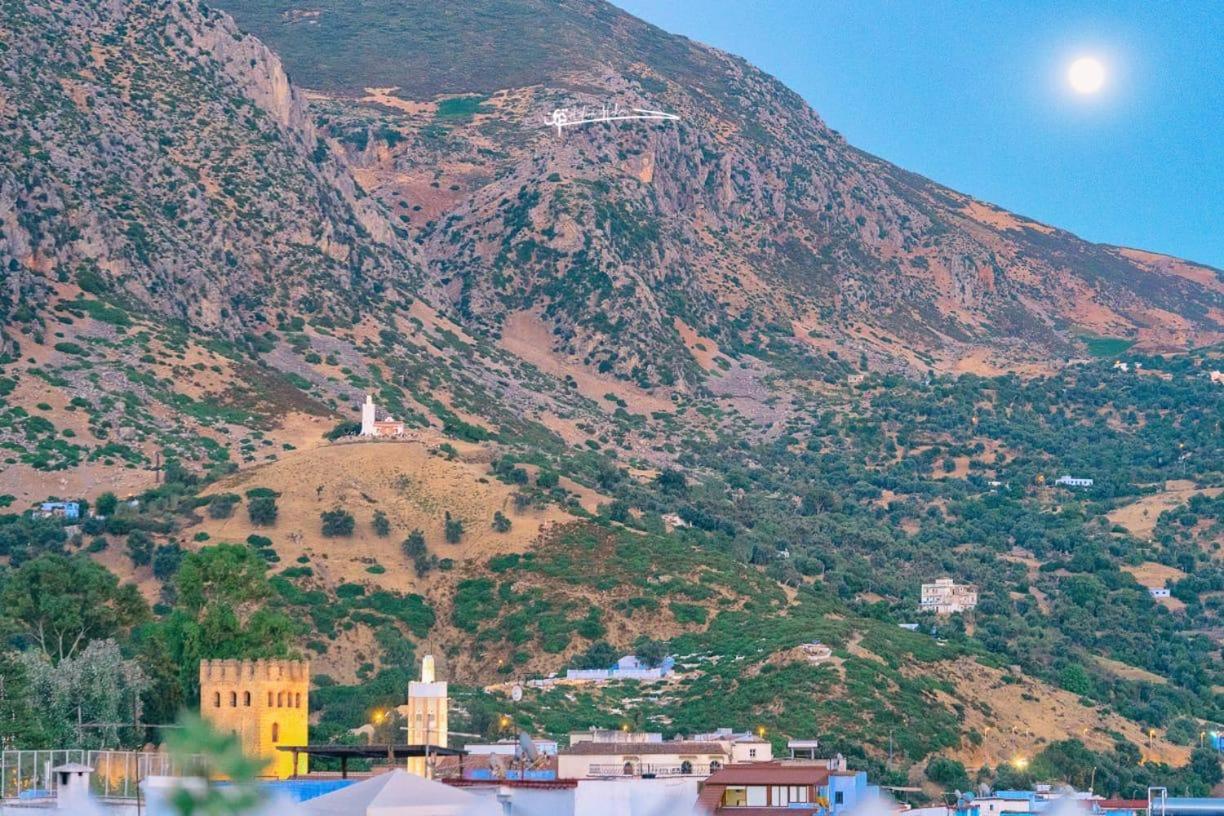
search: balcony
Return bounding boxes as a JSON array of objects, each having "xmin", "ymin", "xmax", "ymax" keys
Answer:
[{"xmin": 586, "ymin": 763, "xmax": 715, "ymax": 777}]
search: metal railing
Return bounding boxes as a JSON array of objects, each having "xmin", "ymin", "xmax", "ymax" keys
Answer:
[
  {"xmin": 586, "ymin": 762, "xmax": 715, "ymax": 777},
  {"xmin": 1, "ymin": 749, "xmax": 192, "ymax": 801}
]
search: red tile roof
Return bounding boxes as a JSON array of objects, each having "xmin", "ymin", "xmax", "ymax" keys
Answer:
[
  {"xmin": 702, "ymin": 763, "xmax": 831, "ymax": 785},
  {"xmin": 562, "ymin": 741, "xmax": 728, "ymax": 756}
]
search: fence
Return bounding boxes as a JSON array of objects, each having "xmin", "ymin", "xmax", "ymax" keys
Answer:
[{"xmin": 0, "ymin": 749, "xmax": 190, "ymax": 801}]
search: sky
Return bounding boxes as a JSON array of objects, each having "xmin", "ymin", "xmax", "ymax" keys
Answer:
[{"xmin": 614, "ymin": 0, "xmax": 1224, "ymax": 268}]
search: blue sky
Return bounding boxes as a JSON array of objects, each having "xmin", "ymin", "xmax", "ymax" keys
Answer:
[{"xmin": 614, "ymin": 1, "xmax": 1223, "ymax": 268}]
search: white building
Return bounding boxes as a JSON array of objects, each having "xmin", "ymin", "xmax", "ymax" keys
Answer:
[
  {"xmin": 359, "ymin": 393, "xmax": 405, "ymax": 438},
  {"xmin": 920, "ymin": 578, "xmax": 978, "ymax": 615},
  {"xmin": 465, "ymin": 738, "xmax": 559, "ymax": 758},
  {"xmin": 565, "ymin": 654, "xmax": 675, "ymax": 682},
  {"xmin": 1148, "ymin": 587, "xmax": 1171, "ymax": 598},
  {"xmin": 1054, "ymin": 475, "xmax": 1094, "ymax": 488}
]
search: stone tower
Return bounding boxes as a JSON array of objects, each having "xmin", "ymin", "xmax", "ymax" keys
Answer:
[
  {"xmin": 400, "ymin": 654, "xmax": 448, "ymax": 777},
  {"xmin": 199, "ymin": 659, "xmax": 309, "ymax": 779},
  {"xmin": 360, "ymin": 394, "xmax": 376, "ymax": 436}
]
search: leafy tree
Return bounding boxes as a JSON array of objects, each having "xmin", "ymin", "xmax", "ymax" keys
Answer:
[
  {"xmin": 20, "ymin": 639, "xmax": 148, "ymax": 748},
  {"xmin": 247, "ymin": 495, "xmax": 278, "ymax": 526},
  {"xmin": 925, "ymin": 756, "xmax": 972, "ymax": 790},
  {"xmin": 1059, "ymin": 664, "xmax": 1093, "ymax": 696},
  {"xmin": 372, "ymin": 510, "xmax": 390, "ymax": 537},
  {"xmin": 152, "ymin": 542, "xmax": 185, "ymax": 581},
  {"xmin": 492, "ymin": 511, "xmax": 511, "ymax": 533},
  {"xmin": 402, "ymin": 530, "xmax": 426, "ymax": 559},
  {"xmin": 574, "ymin": 641, "xmax": 618, "ymax": 669},
  {"xmin": 325, "ymin": 420, "xmax": 361, "ymax": 440},
  {"xmin": 321, "ymin": 508, "xmax": 355, "ymax": 537},
  {"xmin": 1, "ymin": 555, "xmax": 147, "ymax": 662},
  {"xmin": 444, "ymin": 511, "xmax": 464, "ymax": 544},
  {"xmin": 536, "ymin": 470, "xmax": 559, "ymax": 489},
  {"xmin": 655, "ymin": 468, "xmax": 687, "ymax": 494},
  {"xmin": 95, "ymin": 491, "xmax": 118, "ymax": 517},
  {"xmin": 634, "ymin": 637, "xmax": 666, "ymax": 668},
  {"xmin": 207, "ymin": 493, "xmax": 240, "ymax": 520},
  {"xmin": 0, "ymin": 650, "xmax": 48, "ymax": 748},
  {"xmin": 127, "ymin": 529, "xmax": 154, "ymax": 566},
  {"xmin": 175, "ymin": 544, "xmax": 271, "ymax": 613},
  {"xmin": 1188, "ymin": 746, "xmax": 1222, "ymax": 789}
]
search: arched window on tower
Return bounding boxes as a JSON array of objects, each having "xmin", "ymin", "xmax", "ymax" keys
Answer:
[
  {"xmin": 229, "ymin": 691, "xmax": 237, "ymax": 707},
  {"xmin": 267, "ymin": 692, "xmax": 273, "ymax": 707},
  {"xmin": 213, "ymin": 692, "xmax": 221, "ymax": 708},
  {"xmin": 277, "ymin": 691, "xmax": 284, "ymax": 707},
  {"xmin": 295, "ymin": 693, "xmax": 302, "ymax": 709},
  {"xmin": 271, "ymin": 723, "xmax": 280, "ymax": 743},
  {"xmin": 244, "ymin": 691, "xmax": 251, "ymax": 707}
]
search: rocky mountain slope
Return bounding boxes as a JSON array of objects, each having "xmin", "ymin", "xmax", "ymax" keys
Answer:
[
  {"xmin": 215, "ymin": 0, "xmax": 1224, "ymax": 387},
  {"xmin": 2, "ymin": 0, "xmax": 1222, "ymax": 787}
]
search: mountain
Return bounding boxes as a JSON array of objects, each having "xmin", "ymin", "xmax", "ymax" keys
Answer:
[
  {"xmin": 214, "ymin": 0, "xmax": 1224, "ymax": 386},
  {"xmin": 2, "ymin": 0, "xmax": 1222, "ymax": 793}
]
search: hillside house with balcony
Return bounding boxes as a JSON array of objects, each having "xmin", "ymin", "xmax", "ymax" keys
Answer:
[{"xmin": 920, "ymin": 578, "xmax": 978, "ymax": 615}]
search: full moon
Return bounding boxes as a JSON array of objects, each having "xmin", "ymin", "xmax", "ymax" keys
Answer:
[{"xmin": 1068, "ymin": 57, "xmax": 1105, "ymax": 94}]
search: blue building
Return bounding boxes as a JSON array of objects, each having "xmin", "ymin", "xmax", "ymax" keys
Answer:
[{"xmin": 36, "ymin": 501, "xmax": 81, "ymax": 520}]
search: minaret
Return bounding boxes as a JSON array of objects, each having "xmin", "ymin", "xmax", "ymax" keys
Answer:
[
  {"xmin": 360, "ymin": 394, "xmax": 376, "ymax": 436},
  {"xmin": 404, "ymin": 654, "xmax": 448, "ymax": 777}
]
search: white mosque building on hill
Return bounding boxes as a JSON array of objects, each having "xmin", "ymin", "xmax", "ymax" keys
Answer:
[{"xmin": 360, "ymin": 393, "xmax": 406, "ymax": 438}]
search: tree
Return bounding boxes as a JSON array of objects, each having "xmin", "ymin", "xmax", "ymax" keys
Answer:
[
  {"xmin": 20, "ymin": 639, "xmax": 148, "ymax": 749},
  {"xmin": 634, "ymin": 637, "xmax": 666, "ymax": 668},
  {"xmin": 444, "ymin": 511, "xmax": 464, "ymax": 544},
  {"xmin": 127, "ymin": 529, "xmax": 153, "ymax": 566},
  {"xmin": 402, "ymin": 530, "xmax": 426, "ymax": 559},
  {"xmin": 372, "ymin": 510, "xmax": 391, "ymax": 537},
  {"xmin": 152, "ymin": 543, "xmax": 185, "ymax": 581},
  {"xmin": 1188, "ymin": 746, "xmax": 1222, "ymax": 789},
  {"xmin": 492, "ymin": 511, "xmax": 511, "ymax": 533},
  {"xmin": 95, "ymin": 491, "xmax": 118, "ymax": 517},
  {"xmin": 0, "ymin": 650, "xmax": 48, "ymax": 748},
  {"xmin": 207, "ymin": 493, "xmax": 240, "ymax": 520},
  {"xmin": 321, "ymin": 508, "xmax": 355, "ymax": 537},
  {"xmin": 574, "ymin": 641, "xmax": 618, "ymax": 669},
  {"xmin": 1059, "ymin": 664, "xmax": 1092, "ymax": 696},
  {"xmin": 926, "ymin": 756, "xmax": 971, "ymax": 790},
  {"xmin": 175, "ymin": 544, "xmax": 271, "ymax": 613},
  {"xmin": 1, "ymin": 555, "xmax": 147, "ymax": 662},
  {"xmin": 247, "ymin": 496, "xmax": 278, "ymax": 526},
  {"xmin": 655, "ymin": 468, "xmax": 687, "ymax": 494}
]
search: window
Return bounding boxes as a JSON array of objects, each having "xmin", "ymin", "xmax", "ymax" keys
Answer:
[
  {"xmin": 622, "ymin": 762, "xmax": 634, "ymax": 776},
  {"xmin": 710, "ymin": 760, "xmax": 721, "ymax": 771},
  {"xmin": 792, "ymin": 786, "xmax": 810, "ymax": 803},
  {"xmin": 835, "ymin": 791, "xmax": 845, "ymax": 805},
  {"xmin": 271, "ymin": 723, "xmax": 279, "ymax": 743},
  {"xmin": 268, "ymin": 692, "xmax": 273, "ymax": 707},
  {"xmin": 680, "ymin": 761, "xmax": 693, "ymax": 775},
  {"xmin": 722, "ymin": 787, "xmax": 748, "ymax": 807},
  {"xmin": 295, "ymin": 693, "xmax": 302, "ymax": 708},
  {"xmin": 229, "ymin": 691, "xmax": 237, "ymax": 707},
  {"xmin": 243, "ymin": 691, "xmax": 251, "ymax": 707},
  {"xmin": 213, "ymin": 692, "xmax": 221, "ymax": 708},
  {"xmin": 277, "ymin": 691, "xmax": 284, "ymax": 707},
  {"xmin": 748, "ymin": 748, "xmax": 757, "ymax": 758},
  {"xmin": 746, "ymin": 786, "xmax": 767, "ymax": 807}
]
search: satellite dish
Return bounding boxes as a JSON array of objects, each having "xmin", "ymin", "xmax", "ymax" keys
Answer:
[
  {"xmin": 511, "ymin": 684, "xmax": 523, "ymax": 702},
  {"xmin": 518, "ymin": 731, "xmax": 539, "ymax": 762},
  {"xmin": 488, "ymin": 753, "xmax": 507, "ymax": 779}
]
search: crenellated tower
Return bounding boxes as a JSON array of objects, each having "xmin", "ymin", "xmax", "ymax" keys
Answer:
[{"xmin": 199, "ymin": 659, "xmax": 309, "ymax": 779}]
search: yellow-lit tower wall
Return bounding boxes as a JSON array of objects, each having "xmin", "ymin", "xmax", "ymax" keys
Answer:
[
  {"xmin": 400, "ymin": 654, "xmax": 448, "ymax": 777},
  {"xmin": 199, "ymin": 659, "xmax": 309, "ymax": 779}
]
